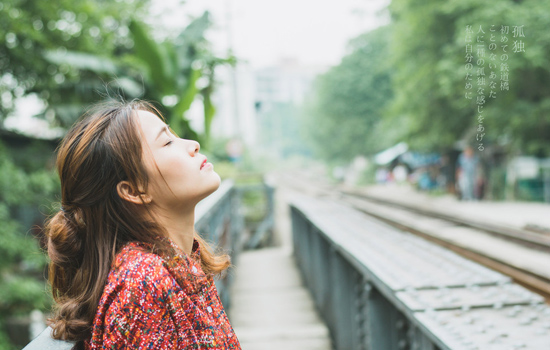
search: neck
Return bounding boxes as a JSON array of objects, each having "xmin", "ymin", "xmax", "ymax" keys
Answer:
[{"xmin": 154, "ymin": 206, "xmax": 196, "ymax": 256}]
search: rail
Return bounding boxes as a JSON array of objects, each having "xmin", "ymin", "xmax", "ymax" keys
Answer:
[
  {"xmin": 341, "ymin": 188, "xmax": 550, "ymax": 249},
  {"xmin": 340, "ymin": 193, "xmax": 550, "ymax": 301},
  {"xmin": 290, "ymin": 194, "xmax": 550, "ymax": 350}
]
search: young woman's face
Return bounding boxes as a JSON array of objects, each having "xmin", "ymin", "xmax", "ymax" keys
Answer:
[{"xmin": 137, "ymin": 110, "xmax": 221, "ymax": 210}]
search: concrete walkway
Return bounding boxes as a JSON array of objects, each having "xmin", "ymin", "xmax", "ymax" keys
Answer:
[{"xmin": 229, "ymin": 183, "xmax": 331, "ymax": 350}]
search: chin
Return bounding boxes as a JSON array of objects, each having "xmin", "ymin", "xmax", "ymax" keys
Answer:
[
  {"xmin": 211, "ymin": 172, "xmax": 222, "ymax": 191},
  {"xmin": 204, "ymin": 172, "xmax": 222, "ymax": 196}
]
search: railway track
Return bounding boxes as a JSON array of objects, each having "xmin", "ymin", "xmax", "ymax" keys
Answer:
[
  {"xmin": 275, "ymin": 172, "xmax": 550, "ymax": 302},
  {"xmin": 341, "ymin": 189, "xmax": 550, "ymax": 250}
]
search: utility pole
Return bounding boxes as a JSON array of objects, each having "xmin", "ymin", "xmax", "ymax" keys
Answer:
[{"xmin": 225, "ymin": 0, "xmax": 240, "ymax": 139}]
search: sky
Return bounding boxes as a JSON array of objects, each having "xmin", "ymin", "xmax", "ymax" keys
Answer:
[{"xmin": 149, "ymin": 0, "xmax": 391, "ymax": 69}]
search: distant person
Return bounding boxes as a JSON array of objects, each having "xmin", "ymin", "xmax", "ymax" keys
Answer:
[
  {"xmin": 456, "ymin": 146, "xmax": 479, "ymax": 200},
  {"xmin": 45, "ymin": 100, "xmax": 241, "ymax": 349},
  {"xmin": 376, "ymin": 167, "xmax": 389, "ymax": 184},
  {"xmin": 475, "ymin": 165, "xmax": 486, "ymax": 200},
  {"xmin": 392, "ymin": 164, "xmax": 408, "ymax": 184},
  {"xmin": 437, "ymin": 155, "xmax": 452, "ymax": 192},
  {"xmin": 417, "ymin": 166, "xmax": 436, "ymax": 191}
]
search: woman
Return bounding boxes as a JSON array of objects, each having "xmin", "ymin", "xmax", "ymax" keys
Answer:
[{"xmin": 46, "ymin": 100, "xmax": 242, "ymax": 349}]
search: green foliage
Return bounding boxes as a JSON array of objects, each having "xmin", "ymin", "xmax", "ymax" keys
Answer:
[
  {"xmin": 305, "ymin": 0, "xmax": 550, "ymax": 161},
  {"xmin": 0, "ymin": 143, "xmax": 59, "ymax": 207},
  {"xmin": 0, "ymin": 0, "xmax": 147, "ymax": 122},
  {"xmin": 304, "ymin": 26, "xmax": 394, "ymax": 162},
  {"xmin": 1, "ymin": 1, "xmax": 230, "ymax": 346},
  {"xmin": 0, "ymin": 142, "xmax": 58, "ymax": 344},
  {"xmin": 0, "ymin": 323, "xmax": 14, "ymax": 350},
  {"xmin": 387, "ymin": 0, "xmax": 550, "ymax": 155},
  {"xmin": 0, "ymin": 274, "xmax": 51, "ymax": 316},
  {"xmin": 387, "ymin": 0, "xmax": 467, "ymax": 151},
  {"xmin": 211, "ymin": 161, "xmax": 240, "ymax": 180},
  {"xmin": 130, "ymin": 13, "xmax": 236, "ymax": 146},
  {"xmin": 41, "ymin": 11, "xmax": 235, "ymax": 148},
  {"xmin": 259, "ymin": 101, "xmax": 311, "ymax": 159}
]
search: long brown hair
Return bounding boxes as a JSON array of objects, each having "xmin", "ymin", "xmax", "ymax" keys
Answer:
[{"xmin": 45, "ymin": 99, "xmax": 230, "ymax": 342}]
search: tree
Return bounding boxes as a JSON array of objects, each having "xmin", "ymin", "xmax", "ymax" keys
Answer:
[
  {"xmin": 43, "ymin": 12, "xmax": 235, "ymax": 147},
  {"xmin": 0, "ymin": 139, "xmax": 59, "ymax": 349},
  {"xmin": 126, "ymin": 13, "xmax": 236, "ymax": 146},
  {"xmin": 303, "ymin": 26, "xmax": 394, "ymax": 162},
  {"xmin": 0, "ymin": 0, "xmax": 148, "ymax": 124},
  {"xmin": 387, "ymin": 0, "xmax": 550, "ymax": 156},
  {"xmin": 386, "ymin": 0, "xmax": 469, "ymax": 152},
  {"xmin": 1, "ymin": 1, "xmax": 147, "ymax": 347}
]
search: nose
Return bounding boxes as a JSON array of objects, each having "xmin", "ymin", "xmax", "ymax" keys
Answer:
[{"xmin": 187, "ymin": 139, "xmax": 200, "ymax": 156}]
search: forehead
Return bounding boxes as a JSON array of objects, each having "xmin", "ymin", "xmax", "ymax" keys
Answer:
[{"xmin": 136, "ymin": 110, "xmax": 165, "ymax": 142}]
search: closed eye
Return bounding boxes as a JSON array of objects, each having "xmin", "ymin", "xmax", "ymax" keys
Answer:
[{"xmin": 164, "ymin": 140, "xmax": 173, "ymax": 146}]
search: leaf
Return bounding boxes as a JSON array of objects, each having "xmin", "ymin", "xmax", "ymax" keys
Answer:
[
  {"xmin": 112, "ymin": 77, "xmax": 144, "ymax": 98},
  {"xmin": 129, "ymin": 19, "xmax": 173, "ymax": 94},
  {"xmin": 44, "ymin": 50, "xmax": 119, "ymax": 75},
  {"xmin": 176, "ymin": 11, "xmax": 211, "ymax": 47},
  {"xmin": 202, "ymin": 86, "xmax": 216, "ymax": 150},
  {"xmin": 170, "ymin": 67, "xmax": 201, "ymax": 136}
]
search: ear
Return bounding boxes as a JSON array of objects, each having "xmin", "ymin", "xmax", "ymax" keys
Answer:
[{"xmin": 117, "ymin": 181, "xmax": 152, "ymax": 205}]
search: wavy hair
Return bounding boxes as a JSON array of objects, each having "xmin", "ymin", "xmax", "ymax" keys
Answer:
[{"xmin": 45, "ymin": 100, "xmax": 230, "ymax": 342}]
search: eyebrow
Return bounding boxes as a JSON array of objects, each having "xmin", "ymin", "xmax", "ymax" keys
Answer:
[{"xmin": 155, "ymin": 125, "xmax": 169, "ymax": 141}]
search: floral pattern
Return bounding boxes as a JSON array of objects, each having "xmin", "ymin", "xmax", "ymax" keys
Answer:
[{"xmin": 85, "ymin": 238, "xmax": 241, "ymax": 349}]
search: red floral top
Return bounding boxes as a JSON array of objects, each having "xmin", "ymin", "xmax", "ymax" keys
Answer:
[{"xmin": 84, "ymin": 238, "xmax": 241, "ymax": 349}]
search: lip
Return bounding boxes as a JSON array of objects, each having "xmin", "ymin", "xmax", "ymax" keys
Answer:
[{"xmin": 200, "ymin": 158, "xmax": 208, "ymax": 170}]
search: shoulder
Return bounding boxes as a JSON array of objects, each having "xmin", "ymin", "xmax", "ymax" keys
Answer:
[
  {"xmin": 94, "ymin": 244, "xmax": 176, "ymax": 324},
  {"xmin": 104, "ymin": 243, "xmax": 176, "ymax": 299},
  {"xmin": 114, "ymin": 243, "xmax": 165, "ymax": 273},
  {"xmin": 90, "ymin": 244, "xmax": 180, "ymax": 348}
]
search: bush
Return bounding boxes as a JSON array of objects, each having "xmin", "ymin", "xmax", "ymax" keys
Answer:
[{"xmin": 0, "ymin": 142, "xmax": 59, "ymax": 347}]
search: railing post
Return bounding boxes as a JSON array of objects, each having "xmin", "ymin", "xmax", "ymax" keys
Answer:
[
  {"xmin": 331, "ymin": 251, "xmax": 355, "ymax": 349},
  {"xmin": 230, "ymin": 185, "xmax": 244, "ymax": 266},
  {"xmin": 290, "ymin": 207, "xmax": 306, "ymax": 280},
  {"xmin": 355, "ymin": 279, "xmax": 372, "ymax": 350},
  {"xmin": 311, "ymin": 228, "xmax": 330, "ymax": 320},
  {"xmin": 365, "ymin": 286, "xmax": 408, "ymax": 350}
]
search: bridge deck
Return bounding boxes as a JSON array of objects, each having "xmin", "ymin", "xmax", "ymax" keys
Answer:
[{"xmin": 229, "ymin": 184, "xmax": 331, "ymax": 350}]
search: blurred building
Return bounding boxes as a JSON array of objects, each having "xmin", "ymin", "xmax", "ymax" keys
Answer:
[
  {"xmin": 208, "ymin": 62, "xmax": 258, "ymax": 147},
  {"xmin": 255, "ymin": 57, "xmax": 319, "ymax": 105},
  {"xmin": 206, "ymin": 57, "xmax": 325, "ymax": 159},
  {"xmin": 253, "ymin": 58, "xmax": 326, "ymax": 158}
]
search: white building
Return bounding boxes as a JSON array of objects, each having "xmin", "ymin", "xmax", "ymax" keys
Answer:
[{"xmin": 206, "ymin": 57, "xmax": 325, "ymax": 159}]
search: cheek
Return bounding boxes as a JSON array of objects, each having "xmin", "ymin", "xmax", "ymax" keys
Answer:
[
  {"xmin": 142, "ymin": 154, "xmax": 182, "ymax": 194},
  {"xmin": 154, "ymin": 154, "xmax": 198, "ymax": 194},
  {"xmin": 162, "ymin": 156, "xmax": 195, "ymax": 180}
]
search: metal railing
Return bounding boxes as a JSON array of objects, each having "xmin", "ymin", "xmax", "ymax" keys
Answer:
[
  {"xmin": 195, "ymin": 179, "xmax": 244, "ymax": 309},
  {"xmin": 237, "ymin": 182, "xmax": 275, "ymax": 249},
  {"xmin": 290, "ymin": 194, "xmax": 550, "ymax": 350}
]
